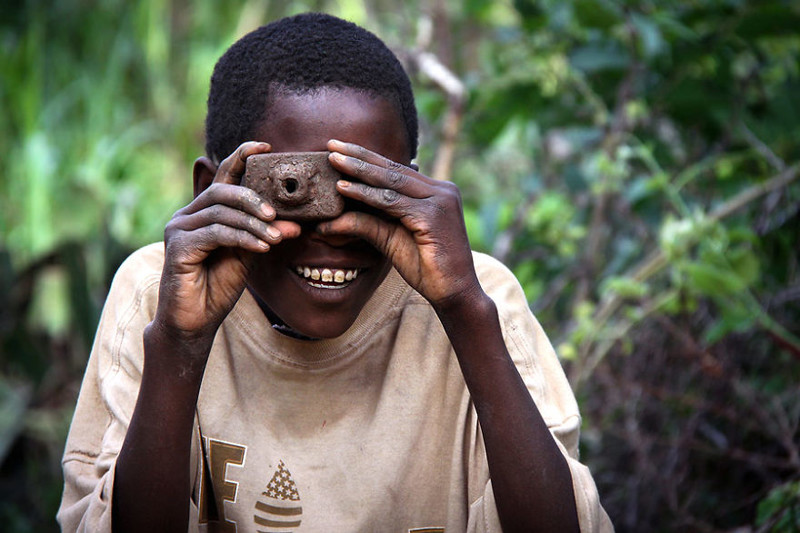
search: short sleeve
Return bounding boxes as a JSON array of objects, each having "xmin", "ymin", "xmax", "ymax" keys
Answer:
[
  {"xmin": 57, "ymin": 244, "xmax": 165, "ymax": 532},
  {"xmin": 472, "ymin": 252, "xmax": 614, "ymax": 532}
]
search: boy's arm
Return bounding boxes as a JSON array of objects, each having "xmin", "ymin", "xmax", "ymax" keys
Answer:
[
  {"xmin": 434, "ymin": 287, "xmax": 581, "ymax": 532},
  {"xmin": 321, "ymin": 140, "xmax": 581, "ymax": 533},
  {"xmin": 112, "ymin": 142, "xmax": 299, "ymax": 533}
]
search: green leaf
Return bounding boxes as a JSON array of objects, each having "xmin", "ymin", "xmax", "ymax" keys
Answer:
[
  {"xmin": 601, "ymin": 276, "xmax": 649, "ymax": 300},
  {"xmin": 570, "ymin": 44, "xmax": 631, "ymax": 73},
  {"xmin": 736, "ymin": 3, "xmax": 800, "ymax": 38},
  {"xmin": 727, "ymin": 247, "xmax": 760, "ymax": 287},
  {"xmin": 573, "ymin": 0, "xmax": 621, "ymax": 29},
  {"xmin": 684, "ymin": 261, "xmax": 746, "ymax": 297},
  {"xmin": 756, "ymin": 480, "xmax": 800, "ymax": 529}
]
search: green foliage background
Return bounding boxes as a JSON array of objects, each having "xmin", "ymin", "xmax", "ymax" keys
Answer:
[{"xmin": 1, "ymin": 0, "xmax": 799, "ymax": 531}]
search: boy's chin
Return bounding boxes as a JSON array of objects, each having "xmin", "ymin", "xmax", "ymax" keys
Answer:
[{"xmin": 247, "ymin": 289, "xmax": 358, "ymax": 340}]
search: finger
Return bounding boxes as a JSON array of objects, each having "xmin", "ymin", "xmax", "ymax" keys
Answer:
[
  {"xmin": 214, "ymin": 141, "xmax": 272, "ymax": 185},
  {"xmin": 171, "ymin": 204, "xmax": 286, "ymax": 245},
  {"xmin": 327, "ymin": 140, "xmax": 436, "ymax": 196},
  {"xmin": 166, "ymin": 219, "xmax": 303, "ymax": 267},
  {"xmin": 270, "ymin": 220, "xmax": 303, "ymax": 241},
  {"xmin": 335, "ymin": 179, "xmax": 415, "ymax": 220},
  {"xmin": 169, "ymin": 225, "xmax": 274, "ymax": 260},
  {"xmin": 181, "ymin": 182, "xmax": 275, "ymax": 221},
  {"xmin": 172, "ymin": 220, "xmax": 301, "ymax": 256},
  {"xmin": 191, "ymin": 224, "xmax": 278, "ymax": 254}
]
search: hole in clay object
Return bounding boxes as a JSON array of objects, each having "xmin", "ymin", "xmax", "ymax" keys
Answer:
[{"xmin": 283, "ymin": 178, "xmax": 299, "ymax": 194}]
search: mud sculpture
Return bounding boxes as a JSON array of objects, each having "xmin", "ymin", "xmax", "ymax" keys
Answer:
[{"xmin": 243, "ymin": 152, "xmax": 345, "ymax": 221}]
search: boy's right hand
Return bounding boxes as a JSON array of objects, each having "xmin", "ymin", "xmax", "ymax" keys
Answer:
[{"xmin": 152, "ymin": 142, "xmax": 301, "ymax": 350}]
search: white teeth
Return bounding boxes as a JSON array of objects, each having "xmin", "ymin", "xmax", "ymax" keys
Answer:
[{"xmin": 294, "ymin": 265, "xmax": 360, "ymax": 286}]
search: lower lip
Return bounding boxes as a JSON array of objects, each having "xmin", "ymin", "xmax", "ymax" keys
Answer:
[{"xmin": 290, "ymin": 269, "xmax": 362, "ymax": 300}]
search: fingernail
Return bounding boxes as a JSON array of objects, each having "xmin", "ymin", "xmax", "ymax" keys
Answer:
[
  {"xmin": 261, "ymin": 203, "xmax": 275, "ymax": 218},
  {"xmin": 337, "ymin": 179, "xmax": 351, "ymax": 188},
  {"xmin": 267, "ymin": 226, "xmax": 281, "ymax": 239},
  {"xmin": 330, "ymin": 152, "xmax": 346, "ymax": 163}
]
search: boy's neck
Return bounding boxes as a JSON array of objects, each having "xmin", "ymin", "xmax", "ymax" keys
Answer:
[{"xmin": 247, "ymin": 287, "xmax": 319, "ymax": 341}]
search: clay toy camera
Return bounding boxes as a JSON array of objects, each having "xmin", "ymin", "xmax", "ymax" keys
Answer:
[{"xmin": 242, "ymin": 152, "xmax": 345, "ymax": 221}]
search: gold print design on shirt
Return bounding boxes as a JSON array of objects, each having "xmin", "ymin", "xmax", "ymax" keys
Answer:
[
  {"xmin": 253, "ymin": 460, "xmax": 303, "ymax": 531},
  {"xmin": 409, "ymin": 528, "xmax": 445, "ymax": 533},
  {"xmin": 198, "ymin": 438, "xmax": 247, "ymax": 532}
]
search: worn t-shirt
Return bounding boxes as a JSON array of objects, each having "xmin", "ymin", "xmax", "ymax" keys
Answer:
[{"xmin": 58, "ymin": 243, "xmax": 612, "ymax": 532}]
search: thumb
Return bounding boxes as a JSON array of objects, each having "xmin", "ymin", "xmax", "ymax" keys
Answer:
[{"xmin": 215, "ymin": 142, "xmax": 272, "ymax": 185}]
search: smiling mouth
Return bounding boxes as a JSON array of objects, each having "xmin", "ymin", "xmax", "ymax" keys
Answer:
[{"xmin": 294, "ymin": 266, "xmax": 361, "ymax": 289}]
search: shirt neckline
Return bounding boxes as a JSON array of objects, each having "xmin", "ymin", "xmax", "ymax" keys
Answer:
[{"xmin": 225, "ymin": 267, "xmax": 412, "ymax": 368}]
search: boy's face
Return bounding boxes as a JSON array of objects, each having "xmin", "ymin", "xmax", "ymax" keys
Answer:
[{"xmin": 246, "ymin": 87, "xmax": 411, "ymax": 339}]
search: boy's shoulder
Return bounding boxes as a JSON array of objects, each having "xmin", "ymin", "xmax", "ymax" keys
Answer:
[
  {"xmin": 471, "ymin": 250, "xmax": 527, "ymax": 305},
  {"xmin": 108, "ymin": 242, "xmax": 165, "ymax": 299},
  {"xmin": 116, "ymin": 242, "xmax": 165, "ymax": 278}
]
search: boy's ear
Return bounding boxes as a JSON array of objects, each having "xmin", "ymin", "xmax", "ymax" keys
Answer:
[{"xmin": 193, "ymin": 156, "xmax": 217, "ymax": 198}]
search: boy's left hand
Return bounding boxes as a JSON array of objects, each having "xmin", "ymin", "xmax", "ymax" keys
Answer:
[
  {"xmin": 319, "ymin": 139, "xmax": 481, "ymax": 308},
  {"xmin": 321, "ymin": 142, "xmax": 583, "ymax": 533}
]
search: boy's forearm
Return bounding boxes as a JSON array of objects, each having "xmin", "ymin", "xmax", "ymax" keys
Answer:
[
  {"xmin": 113, "ymin": 322, "xmax": 212, "ymax": 533},
  {"xmin": 433, "ymin": 288, "xmax": 580, "ymax": 533}
]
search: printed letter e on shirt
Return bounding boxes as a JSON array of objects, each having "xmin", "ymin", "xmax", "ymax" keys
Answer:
[{"xmin": 199, "ymin": 438, "xmax": 247, "ymax": 531}]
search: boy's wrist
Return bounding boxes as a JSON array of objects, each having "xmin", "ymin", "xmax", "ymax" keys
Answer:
[
  {"xmin": 431, "ymin": 281, "xmax": 493, "ymax": 321},
  {"xmin": 143, "ymin": 319, "xmax": 215, "ymax": 381}
]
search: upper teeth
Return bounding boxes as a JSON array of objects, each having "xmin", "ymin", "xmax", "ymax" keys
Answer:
[{"xmin": 296, "ymin": 266, "xmax": 359, "ymax": 284}]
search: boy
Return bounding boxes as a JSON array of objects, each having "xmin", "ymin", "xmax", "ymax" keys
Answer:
[{"xmin": 58, "ymin": 13, "xmax": 611, "ymax": 533}]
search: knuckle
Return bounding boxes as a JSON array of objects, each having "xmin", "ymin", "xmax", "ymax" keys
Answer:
[
  {"xmin": 441, "ymin": 183, "xmax": 462, "ymax": 204},
  {"xmin": 206, "ymin": 182, "xmax": 223, "ymax": 196},
  {"xmin": 354, "ymin": 158, "xmax": 369, "ymax": 176},
  {"xmin": 441, "ymin": 180, "xmax": 460, "ymax": 195},
  {"xmin": 381, "ymin": 188, "xmax": 400, "ymax": 204},
  {"xmin": 248, "ymin": 215, "xmax": 265, "ymax": 234},
  {"xmin": 241, "ymin": 188, "xmax": 261, "ymax": 210},
  {"xmin": 164, "ymin": 216, "xmax": 187, "ymax": 238},
  {"xmin": 206, "ymin": 204, "xmax": 223, "ymax": 223},
  {"xmin": 164, "ymin": 218, "xmax": 179, "ymax": 235},
  {"xmin": 387, "ymin": 158, "xmax": 404, "ymax": 171},
  {"xmin": 386, "ymin": 169, "xmax": 405, "ymax": 187},
  {"xmin": 236, "ymin": 142, "xmax": 252, "ymax": 159}
]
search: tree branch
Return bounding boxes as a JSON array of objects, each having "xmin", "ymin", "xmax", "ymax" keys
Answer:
[{"xmin": 571, "ymin": 163, "xmax": 800, "ymax": 387}]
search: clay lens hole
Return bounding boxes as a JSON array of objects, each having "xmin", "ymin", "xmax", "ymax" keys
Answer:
[{"xmin": 282, "ymin": 178, "xmax": 299, "ymax": 194}]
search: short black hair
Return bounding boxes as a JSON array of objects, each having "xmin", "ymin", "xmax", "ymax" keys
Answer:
[{"xmin": 205, "ymin": 12, "xmax": 418, "ymax": 162}]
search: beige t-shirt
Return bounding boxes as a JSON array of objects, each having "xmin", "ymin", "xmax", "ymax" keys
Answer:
[{"xmin": 58, "ymin": 243, "xmax": 612, "ymax": 532}]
